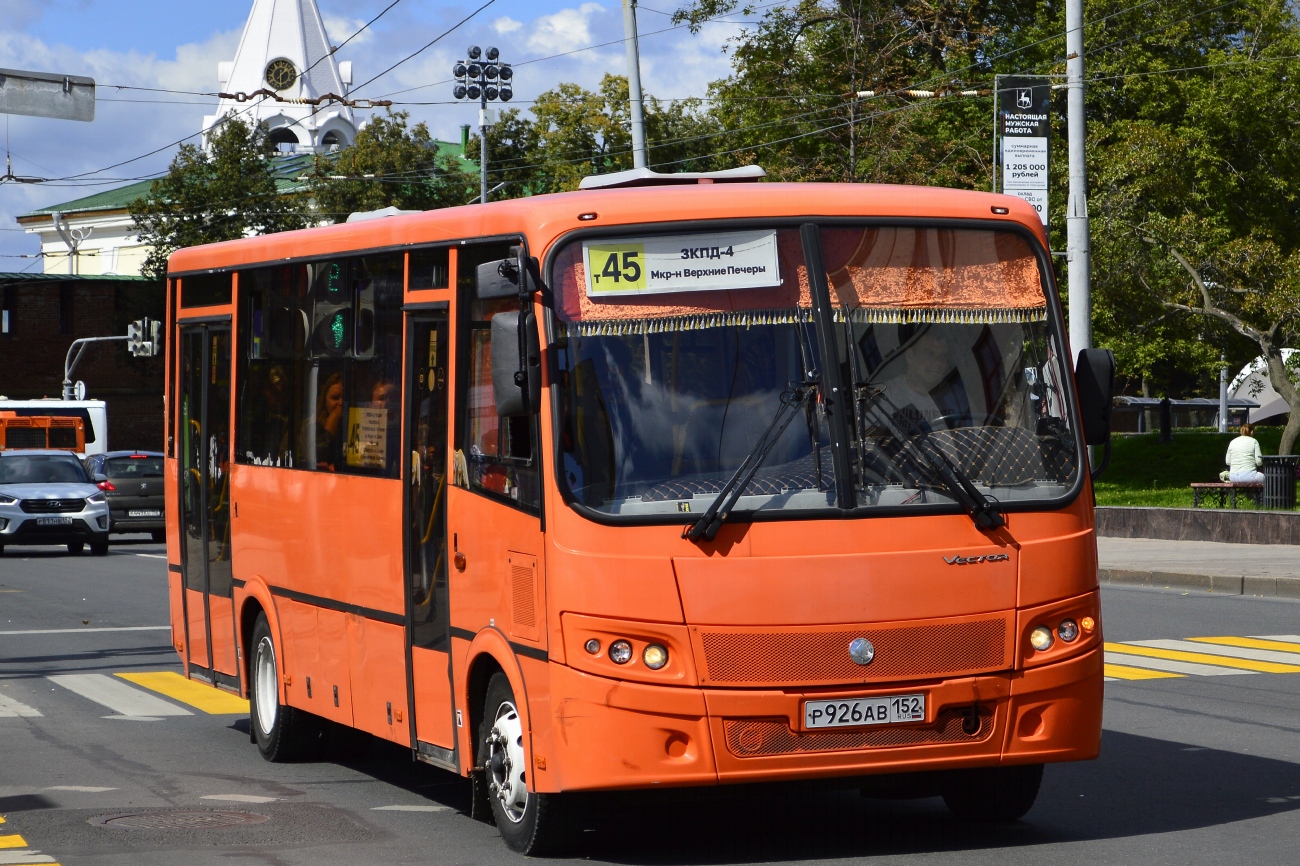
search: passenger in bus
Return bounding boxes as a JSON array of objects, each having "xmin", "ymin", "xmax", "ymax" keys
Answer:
[
  {"xmin": 316, "ymin": 372, "xmax": 344, "ymax": 472},
  {"xmin": 370, "ymin": 377, "xmax": 401, "ymax": 477}
]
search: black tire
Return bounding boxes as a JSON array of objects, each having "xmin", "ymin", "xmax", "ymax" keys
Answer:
[
  {"xmin": 0, "ymin": 545, "xmax": 5, "ymax": 556},
  {"xmin": 90, "ymin": 541, "xmax": 109, "ymax": 556},
  {"xmin": 942, "ymin": 763, "xmax": 1044, "ymax": 822},
  {"xmin": 248, "ymin": 612, "xmax": 322, "ymax": 762},
  {"xmin": 67, "ymin": 542, "xmax": 84, "ymax": 554},
  {"xmin": 478, "ymin": 672, "xmax": 575, "ymax": 855},
  {"xmin": 151, "ymin": 529, "xmax": 166, "ymax": 543}
]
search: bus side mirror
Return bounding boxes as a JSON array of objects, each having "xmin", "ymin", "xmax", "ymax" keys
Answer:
[
  {"xmin": 491, "ymin": 310, "xmax": 541, "ymax": 416},
  {"xmin": 476, "ymin": 249, "xmax": 536, "ymax": 300},
  {"xmin": 1075, "ymin": 347, "xmax": 1115, "ymax": 446}
]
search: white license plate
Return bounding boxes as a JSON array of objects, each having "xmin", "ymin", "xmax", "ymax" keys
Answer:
[
  {"xmin": 128, "ymin": 510, "xmax": 161, "ymax": 518},
  {"xmin": 804, "ymin": 693, "xmax": 926, "ymax": 729},
  {"xmin": 36, "ymin": 516, "xmax": 74, "ymax": 526}
]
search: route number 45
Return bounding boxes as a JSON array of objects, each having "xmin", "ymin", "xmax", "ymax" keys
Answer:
[{"xmin": 590, "ymin": 245, "xmax": 645, "ymax": 291}]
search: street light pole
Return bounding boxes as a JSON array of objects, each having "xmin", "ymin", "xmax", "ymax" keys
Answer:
[
  {"xmin": 1066, "ymin": 0, "xmax": 1091, "ymax": 354},
  {"xmin": 479, "ymin": 88, "xmax": 490, "ymax": 205},
  {"xmin": 453, "ymin": 47, "xmax": 514, "ymax": 205},
  {"xmin": 622, "ymin": 0, "xmax": 648, "ymax": 168}
]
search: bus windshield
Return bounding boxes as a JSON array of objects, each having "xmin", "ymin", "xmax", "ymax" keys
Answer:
[{"xmin": 550, "ymin": 224, "xmax": 1079, "ymax": 520}]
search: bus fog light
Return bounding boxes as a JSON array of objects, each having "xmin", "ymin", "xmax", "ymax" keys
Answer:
[
  {"xmin": 1057, "ymin": 620, "xmax": 1079, "ymax": 642},
  {"xmin": 1029, "ymin": 626, "xmax": 1054, "ymax": 651},
  {"xmin": 643, "ymin": 644, "xmax": 668, "ymax": 669},
  {"xmin": 584, "ymin": 638, "xmax": 601, "ymax": 655},
  {"xmin": 609, "ymin": 640, "xmax": 633, "ymax": 664}
]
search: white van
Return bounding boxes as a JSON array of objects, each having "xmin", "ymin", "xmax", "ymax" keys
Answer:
[{"xmin": 0, "ymin": 399, "xmax": 107, "ymax": 458}]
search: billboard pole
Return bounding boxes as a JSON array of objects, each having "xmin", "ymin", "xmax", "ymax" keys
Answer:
[{"xmin": 1066, "ymin": 0, "xmax": 1091, "ymax": 353}]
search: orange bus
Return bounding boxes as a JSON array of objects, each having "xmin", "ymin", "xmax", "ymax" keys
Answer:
[{"xmin": 164, "ymin": 173, "xmax": 1114, "ymax": 853}]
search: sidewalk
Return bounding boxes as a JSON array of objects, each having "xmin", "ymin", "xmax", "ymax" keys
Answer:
[{"xmin": 1098, "ymin": 537, "xmax": 1300, "ymax": 599}]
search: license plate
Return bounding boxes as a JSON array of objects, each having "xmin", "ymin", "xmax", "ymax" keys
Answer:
[
  {"xmin": 804, "ymin": 693, "xmax": 926, "ymax": 729},
  {"xmin": 128, "ymin": 510, "xmax": 161, "ymax": 518},
  {"xmin": 36, "ymin": 517, "xmax": 74, "ymax": 526}
]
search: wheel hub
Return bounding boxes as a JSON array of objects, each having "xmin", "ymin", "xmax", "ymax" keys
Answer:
[
  {"xmin": 254, "ymin": 636, "xmax": 278, "ymax": 736},
  {"xmin": 485, "ymin": 701, "xmax": 528, "ymax": 823}
]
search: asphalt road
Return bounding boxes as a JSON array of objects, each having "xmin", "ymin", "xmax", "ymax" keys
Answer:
[{"xmin": 0, "ymin": 541, "xmax": 1297, "ymax": 865}]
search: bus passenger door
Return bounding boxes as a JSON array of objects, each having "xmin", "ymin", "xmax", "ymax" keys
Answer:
[
  {"xmin": 178, "ymin": 323, "xmax": 239, "ymax": 688},
  {"xmin": 405, "ymin": 312, "xmax": 457, "ymax": 756}
]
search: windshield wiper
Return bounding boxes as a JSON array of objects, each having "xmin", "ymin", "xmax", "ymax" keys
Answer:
[
  {"xmin": 684, "ymin": 382, "xmax": 816, "ymax": 543},
  {"xmin": 857, "ymin": 386, "xmax": 1005, "ymax": 531}
]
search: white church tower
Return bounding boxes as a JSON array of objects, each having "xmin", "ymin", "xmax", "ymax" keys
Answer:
[{"xmin": 202, "ymin": 0, "xmax": 357, "ymax": 153}]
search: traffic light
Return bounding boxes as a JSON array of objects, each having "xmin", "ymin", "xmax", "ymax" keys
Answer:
[
  {"xmin": 127, "ymin": 320, "xmax": 143, "ymax": 356},
  {"xmin": 310, "ymin": 261, "xmax": 353, "ymax": 358},
  {"xmin": 147, "ymin": 318, "xmax": 162, "ymax": 357}
]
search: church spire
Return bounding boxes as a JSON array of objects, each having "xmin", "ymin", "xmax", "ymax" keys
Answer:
[{"xmin": 201, "ymin": 0, "xmax": 357, "ymax": 153}]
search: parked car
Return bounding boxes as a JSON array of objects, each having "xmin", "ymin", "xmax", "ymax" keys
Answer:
[
  {"xmin": 83, "ymin": 451, "xmax": 165, "ymax": 542},
  {"xmin": 0, "ymin": 450, "xmax": 111, "ymax": 555}
]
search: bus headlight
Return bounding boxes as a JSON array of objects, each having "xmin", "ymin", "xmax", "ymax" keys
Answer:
[
  {"xmin": 642, "ymin": 644, "xmax": 668, "ymax": 670},
  {"xmin": 1029, "ymin": 626, "xmax": 1054, "ymax": 651},
  {"xmin": 1057, "ymin": 619, "xmax": 1079, "ymax": 643},
  {"xmin": 609, "ymin": 640, "xmax": 633, "ymax": 664}
]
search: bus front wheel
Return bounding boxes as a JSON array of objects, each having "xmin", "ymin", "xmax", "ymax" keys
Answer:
[
  {"xmin": 249, "ymin": 612, "xmax": 320, "ymax": 762},
  {"xmin": 478, "ymin": 672, "xmax": 574, "ymax": 854},
  {"xmin": 941, "ymin": 763, "xmax": 1044, "ymax": 822}
]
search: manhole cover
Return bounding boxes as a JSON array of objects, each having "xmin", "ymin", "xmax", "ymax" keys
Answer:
[{"xmin": 91, "ymin": 810, "xmax": 270, "ymax": 830}]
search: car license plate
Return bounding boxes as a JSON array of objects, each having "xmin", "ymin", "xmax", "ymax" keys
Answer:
[
  {"xmin": 804, "ymin": 693, "xmax": 926, "ymax": 729},
  {"xmin": 36, "ymin": 517, "xmax": 75, "ymax": 526},
  {"xmin": 128, "ymin": 509, "xmax": 161, "ymax": 518}
]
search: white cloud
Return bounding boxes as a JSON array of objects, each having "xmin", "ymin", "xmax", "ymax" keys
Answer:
[
  {"xmin": 493, "ymin": 17, "xmax": 523, "ymax": 35},
  {"xmin": 323, "ymin": 15, "xmax": 372, "ymax": 47},
  {"xmin": 527, "ymin": 3, "xmax": 608, "ymax": 56}
]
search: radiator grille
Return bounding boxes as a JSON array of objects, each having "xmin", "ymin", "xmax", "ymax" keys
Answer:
[
  {"xmin": 697, "ymin": 617, "xmax": 1008, "ymax": 686},
  {"xmin": 21, "ymin": 498, "xmax": 85, "ymax": 514},
  {"xmin": 724, "ymin": 706, "xmax": 995, "ymax": 757},
  {"xmin": 511, "ymin": 564, "xmax": 536, "ymax": 629}
]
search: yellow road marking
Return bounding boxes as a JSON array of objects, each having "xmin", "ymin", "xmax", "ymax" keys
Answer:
[
  {"xmin": 1187, "ymin": 636, "xmax": 1300, "ymax": 655},
  {"xmin": 116, "ymin": 672, "xmax": 249, "ymax": 715},
  {"xmin": 1104, "ymin": 642, "xmax": 1300, "ymax": 674},
  {"xmin": 1104, "ymin": 663, "xmax": 1183, "ymax": 681},
  {"xmin": 0, "ymin": 834, "xmax": 27, "ymax": 848}
]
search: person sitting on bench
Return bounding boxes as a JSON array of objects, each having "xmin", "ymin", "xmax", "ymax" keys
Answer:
[{"xmin": 1221, "ymin": 423, "xmax": 1265, "ymax": 483}]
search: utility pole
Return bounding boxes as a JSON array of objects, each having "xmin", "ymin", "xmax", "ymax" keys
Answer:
[
  {"xmin": 622, "ymin": 0, "xmax": 648, "ymax": 168},
  {"xmin": 1219, "ymin": 351, "xmax": 1229, "ymax": 433},
  {"xmin": 1066, "ymin": 0, "xmax": 1091, "ymax": 354}
]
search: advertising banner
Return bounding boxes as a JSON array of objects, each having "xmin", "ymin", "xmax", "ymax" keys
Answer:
[{"xmin": 998, "ymin": 76, "xmax": 1052, "ymax": 226}]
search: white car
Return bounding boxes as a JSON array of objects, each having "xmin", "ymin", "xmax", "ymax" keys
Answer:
[{"xmin": 0, "ymin": 450, "xmax": 111, "ymax": 556}]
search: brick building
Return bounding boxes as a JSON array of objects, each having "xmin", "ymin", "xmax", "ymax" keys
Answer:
[{"xmin": 0, "ymin": 273, "xmax": 164, "ymax": 449}]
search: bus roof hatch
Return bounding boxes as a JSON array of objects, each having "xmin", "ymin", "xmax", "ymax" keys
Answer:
[{"xmin": 578, "ymin": 165, "xmax": 766, "ymax": 190}]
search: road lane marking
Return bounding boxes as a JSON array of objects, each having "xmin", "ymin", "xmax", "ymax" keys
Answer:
[
  {"xmin": 45, "ymin": 787, "xmax": 116, "ymax": 793},
  {"xmin": 1103, "ymin": 662, "xmax": 1182, "ymax": 680},
  {"xmin": 1102, "ymin": 642, "xmax": 1300, "ymax": 674},
  {"xmin": 0, "ymin": 854, "xmax": 57, "ymax": 865},
  {"xmin": 1188, "ymin": 636, "xmax": 1300, "ymax": 655},
  {"xmin": 0, "ymin": 627, "xmax": 169, "ymax": 636},
  {"xmin": 1104, "ymin": 651, "xmax": 1254, "ymax": 677},
  {"xmin": 48, "ymin": 674, "xmax": 192, "ymax": 718},
  {"xmin": 1252, "ymin": 634, "xmax": 1300, "ymax": 645},
  {"xmin": 1129, "ymin": 639, "xmax": 1300, "ymax": 667},
  {"xmin": 0, "ymin": 694, "xmax": 42, "ymax": 718},
  {"xmin": 371, "ymin": 804, "xmax": 451, "ymax": 812},
  {"xmin": 117, "ymin": 672, "xmax": 248, "ymax": 715},
  {"xmin": 134, "ymin": 553, "xmax": 167, "ymax": 559},
  {"xmin": 201, "ymin": 794, "xmax": 277, "ymax": 803},
  {"xmin": 0, "ymin": 838, "xmax": 26, "ymax": 850}
]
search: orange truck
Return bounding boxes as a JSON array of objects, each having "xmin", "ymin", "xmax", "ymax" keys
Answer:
[{"xmin": 163, "ymin": 174, "xmax": 1114, "ymax": 853}]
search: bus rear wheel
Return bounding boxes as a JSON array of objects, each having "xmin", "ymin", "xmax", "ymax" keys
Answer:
[
  {"xmin": 478, "ymin": 672, "xmax": 574, "ymax": 855},
  {"xmin": 249, "ymin": 612, "xmax": 321, "ymax": 762},
  {"xmin": 941, "ymin": 763, "xmax": 1044, "ymax": 822}
]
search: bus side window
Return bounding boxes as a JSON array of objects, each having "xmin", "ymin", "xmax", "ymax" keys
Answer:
[{"xmin": 455, "ymin": 242, "xmax": 540, "ymax": 511}]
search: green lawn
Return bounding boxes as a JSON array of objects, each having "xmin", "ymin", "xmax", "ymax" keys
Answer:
[{"xmin": 1093, "ymin": 428, "xmax": 1289, "ymax": 509}]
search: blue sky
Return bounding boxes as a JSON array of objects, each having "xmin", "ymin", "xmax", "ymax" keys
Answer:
[{"xmin": 0, "ymin": 0, "xmax": 756, "ymax": 264}]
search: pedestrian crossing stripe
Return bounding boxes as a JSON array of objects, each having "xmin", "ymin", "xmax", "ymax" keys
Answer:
[
  {"xmin": 0, "ymin": 836, "xmax": 28, "ymax": 849},
  {"xmin": 1105, "ymin": 634, "xmax": 1300, "ymax": 681},
  {"xmin": 116, "ymin": 672, "xmax": 248, "ymax": 715}
]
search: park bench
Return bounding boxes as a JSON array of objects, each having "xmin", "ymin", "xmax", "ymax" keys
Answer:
[{"xmin": 1190, "ymin": 481, "xmax": 1263, "ymax": 508}]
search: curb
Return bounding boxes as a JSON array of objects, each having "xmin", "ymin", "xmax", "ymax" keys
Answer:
[{"xmin": 1100, "ymin": 568, "xmax": 1300, "ymax": 600}]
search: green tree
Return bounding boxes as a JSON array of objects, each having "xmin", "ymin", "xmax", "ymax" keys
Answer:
[
  {"xmin": 483, "ymin": 75, "xmax": 722, "ymax": 194},
  {"xmin": 130, "ymin": 118, "xmax": 310, "ymax": 280},
  {"xmin": 308, "ymin": 111, "xmax": 473, "ymax": 221}
]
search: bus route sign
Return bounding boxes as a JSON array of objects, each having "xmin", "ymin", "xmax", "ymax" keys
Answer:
[{"xmin": 583, "ymin": 230, "xmax": 781, "ymax": 298}]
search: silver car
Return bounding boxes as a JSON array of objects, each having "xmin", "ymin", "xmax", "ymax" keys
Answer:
[{"xmin": 0, "ymin": 450, "xmax": 111, "ymax": 556}]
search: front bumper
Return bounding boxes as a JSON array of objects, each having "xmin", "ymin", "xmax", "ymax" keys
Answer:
[
  {"xmin": 543, "ymin": 645, "xmax": 1102, "ymax": 792},
  {"xmin": 0, "ymin": 509, "xmax": 110, "ymax": 546}
]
